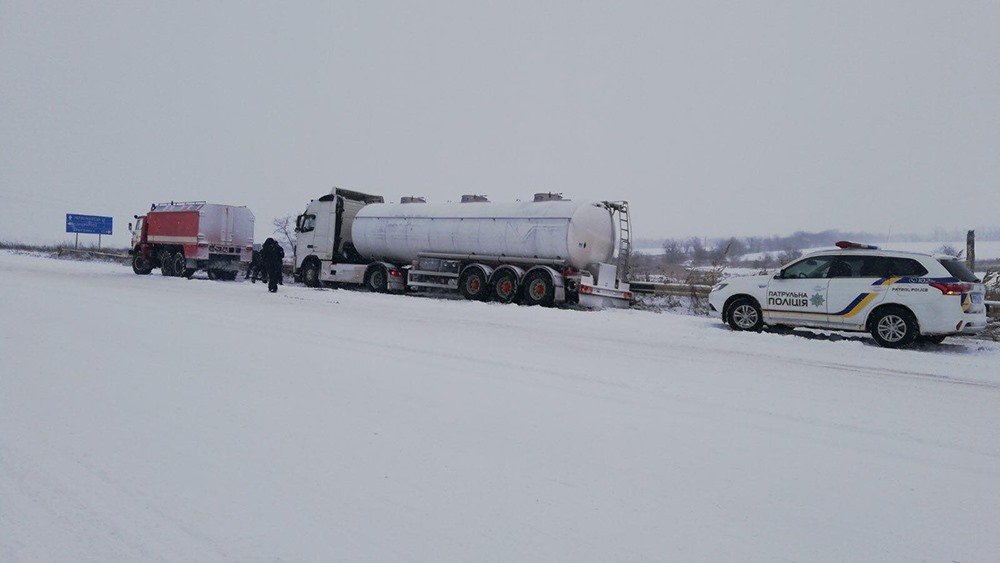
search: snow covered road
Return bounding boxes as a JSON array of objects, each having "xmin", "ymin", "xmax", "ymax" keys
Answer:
[{"xmin": 2, "ymin": 251, "xmax": 999, "ymax": 560}]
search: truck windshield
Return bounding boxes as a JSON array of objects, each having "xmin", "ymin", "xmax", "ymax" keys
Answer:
[
  {"xmin": 298, "ymin": 214, "xmax": 316, "ymax": 233},
  {"xmin": 938, "ymin": 259, "xmax": 979, "ymax": 282}
]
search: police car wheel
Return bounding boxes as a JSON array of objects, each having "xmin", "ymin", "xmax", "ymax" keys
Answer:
[
  {"xmin": 726, "ymin": 298, "xmax": 763, "ymax": 332},
  {"xmin": 869, "ymin": 307, "xmax": 918, "ymax": 348}
]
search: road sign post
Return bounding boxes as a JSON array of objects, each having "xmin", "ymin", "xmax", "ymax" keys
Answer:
[{"xmin": 66, "ymin": 214, "xmax": 113, "ymax": 249}]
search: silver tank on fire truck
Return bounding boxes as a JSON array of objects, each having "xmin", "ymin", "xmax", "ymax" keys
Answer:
[{"xmin": 350, "ymin": 197, "xmax": 617, "ymax": 270}]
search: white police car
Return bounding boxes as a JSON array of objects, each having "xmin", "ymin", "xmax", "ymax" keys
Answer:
[{"xmin": 708, "ymin": 242, "xmax": 988, "ymax": 348}]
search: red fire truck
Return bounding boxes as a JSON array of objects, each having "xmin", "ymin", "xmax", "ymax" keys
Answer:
[{"xmin": 129, "ymin": 202, "xmax": 255, "ymax": 280}]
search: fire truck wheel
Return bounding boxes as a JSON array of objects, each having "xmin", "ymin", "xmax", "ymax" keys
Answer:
[
  {"xmin": 170, "ymin": 253, "xmax": 187, "ymax": 277},
  {"xmin": 219, "ymin": 271, "xmax": 237, "ymax": 281},
  {"xmin": 207, "ymin": 269, "xmax": 218, "ymax": 280},
  {"xmin": 521, "ymin": 270, "xmax": 555, "ymax": 307},
  {"xmin": 159, "ymin": 251, "xmax": 174, "ymax": 276},
  {"xmin": 132, "ymin": 254, "xmax": 153, "ymax": 275}
]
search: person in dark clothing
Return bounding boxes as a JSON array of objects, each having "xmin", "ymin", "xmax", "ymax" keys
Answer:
[
  {"xmin": 245, "ymin": 246, "xmax": 265, "ymax": 283},
  {"xmin": 260, "ymin": 238, "xmax": 285, "ymax": 293}
]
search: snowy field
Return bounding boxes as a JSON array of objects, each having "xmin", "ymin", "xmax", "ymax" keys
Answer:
[{"xmin": 2, "ymin": 251, "xmax": 999, "ymax": 561}]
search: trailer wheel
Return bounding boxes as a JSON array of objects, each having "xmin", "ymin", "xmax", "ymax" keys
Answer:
[
  {"xmin": 366, "ymin": 267, "xmax": 388, "ymax": 293},
  {"xmin": 132, "ymin": 254, "xmax": 153, "ymax": 275},
  {"xmin": 521, "ymin": 270, "xmax": 555, "ymax": 307},
  {"xmin": 491, "ymin": 270, "xmax": 519, "ymax": 304},
  {"xmin": 459, "ymin": 268, "xmax": 490, "ymax": 301},
  {"xmin": 170, "ymin": 253, "xmax": 187, "ymax": 277}
]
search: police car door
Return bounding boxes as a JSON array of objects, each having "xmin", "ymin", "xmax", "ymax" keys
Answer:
[
  {"xmin": 765, "ymin": 255, "xmax": 834, "ymax": 326},
  {"xmin": 826, "ymin": 255, "xmax": 892, "ymax": 329}
]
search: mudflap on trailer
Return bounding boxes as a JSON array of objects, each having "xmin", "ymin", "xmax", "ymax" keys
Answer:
[
  {"xmin": 579, "ymin": 286, "xmax": 633, "ymax": 309},
  {"xmin": 577, "ymin": 263, "xmax": 633, "ymax": 309}
]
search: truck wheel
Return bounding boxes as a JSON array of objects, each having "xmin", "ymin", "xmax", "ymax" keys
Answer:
[
  {"xmin": 869, "ymin": 307, "xmax": 918, "ymax": 348},
  {"xmin": 207, "ymin": 269, "xmax": 218, "ymax": 280},
  {"xmin": 183, "ymin": 268, "xmax": 196, "ymax": 279},
  {"xmin": 303, "ymin": 262, "xmax": 321, "ymax": 288},
  {"xmin": 459, "ymin": 268, "xmax": 490, "ymax": 301},
  {"xmin": 366, "ymin": 267, "xmax": 388, "ymax": 293},
  {"xmin": 159, "ymin": 251, "xmax": 174, "ymax": 276},
  {"xmin": 521, "ymin": 270, "xmax": 555, "ymax": 307},
  {"xmin": 491, "ymin": 270, "xmax": 519, "ymax": 304},
  {"xmin": 132, "ymin": 254, "xmax": 153, "ymax": 275},
  {"xmin": 170, "ymin": 253, "xmax": 187, "ymax": 277},
  {"xmin": 725, "ymin": 297, "xmax": 763, "ymax": 332}
]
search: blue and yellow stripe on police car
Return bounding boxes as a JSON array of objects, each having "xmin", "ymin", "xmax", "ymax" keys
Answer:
[
  {"xmin": 830, "ymin": 293, "xmax": 876, "ymax": 317},
  {"xmin": 871, "ymin": 276, "xmax": 902, "ymax": 287}
]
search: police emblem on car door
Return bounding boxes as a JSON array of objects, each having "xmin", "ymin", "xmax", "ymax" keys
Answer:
[{"xmin": 765, "ymin": 255, "xmax": 834, "ymax": 325}]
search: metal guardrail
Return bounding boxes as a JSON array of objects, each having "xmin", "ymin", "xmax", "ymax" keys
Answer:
[
  {"xmin": 629, "ymin": 281, "xmax": 712, "ymax": 298},
  {"xmin": 57, "ymin": 248, "xmax": 130, "ymax": 260},
  {"xmin": 986, "ymin": 300, "xmax": 1000, "ymax": 319}
]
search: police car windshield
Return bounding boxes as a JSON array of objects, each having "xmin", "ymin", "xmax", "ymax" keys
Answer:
[
  {"xmin": 938, "ymin": 259, "xmax": 979, "ymax": 282},
  {"xmin": 782, "ymin": 256, "xmax": 834, "ymax": 279}
]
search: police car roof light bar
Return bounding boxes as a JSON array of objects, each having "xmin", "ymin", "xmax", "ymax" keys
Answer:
[{"xmin": 835, "ymin": 240, "xmax": 879, "ymax": 250}]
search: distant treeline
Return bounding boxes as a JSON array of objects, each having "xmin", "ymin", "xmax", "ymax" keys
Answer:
[{"xmin": 639, "ymin": 228, "xmax": 1000, "ymax": 267}]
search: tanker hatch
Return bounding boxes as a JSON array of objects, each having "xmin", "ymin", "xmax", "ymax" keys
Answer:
[
  {"xmin": 400, "ymin": 196, "xmax": 427, "ymax": 204},
  {"xmin": 460, "ymin": 194, "xmax": 489, "ymax": 203},
  {"xmin": 533, "ymin": 192, "xmax": 565, "ymax": 202}
]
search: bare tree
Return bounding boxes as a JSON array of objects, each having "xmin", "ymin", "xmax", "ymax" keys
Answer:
[{"xmin": 272, "ymin": 216, "xmax": 296, "ymax": 251}]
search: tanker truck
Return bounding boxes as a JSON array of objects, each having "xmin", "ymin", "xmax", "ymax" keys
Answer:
[
  {"xmin": 293, "ymin": 188, "xmax": 633, "ymax": 308},
  {"xmin": 129, "ymin": 201, "xmax": 255, "ymax": 280}
]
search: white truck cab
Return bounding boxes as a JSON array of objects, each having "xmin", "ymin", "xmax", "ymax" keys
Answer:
[
  {"xmin": 293, "ymin": 188, "xmax": 404, "ymax": 291},
  {"xmin": 708, "ymin": 241, "xmax": 988, "ymax": 347}
]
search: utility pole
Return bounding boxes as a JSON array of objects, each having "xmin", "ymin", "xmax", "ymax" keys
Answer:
[{"xmin": 967, "ymin": 230, "xmax": 976, "ymax": 272}]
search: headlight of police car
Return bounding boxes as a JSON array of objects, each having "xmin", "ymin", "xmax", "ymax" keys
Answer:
[{"xmin": 712, "ymin": 282, "xmax": 728, "ymax": 292}]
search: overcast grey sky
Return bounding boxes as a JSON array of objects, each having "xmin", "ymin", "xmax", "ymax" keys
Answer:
[{"xmin": 2, "ymin": 1, "xmax": 998, "ymax": 246}]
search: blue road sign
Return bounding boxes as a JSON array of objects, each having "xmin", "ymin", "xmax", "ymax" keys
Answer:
[{"xmin": 66, "ymin": 214, "xmax": 113, "ymax": 235}]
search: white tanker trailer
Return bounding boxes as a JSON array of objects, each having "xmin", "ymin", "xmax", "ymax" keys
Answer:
[{"xmin": 293, "ymin": 188, "xmax": 633, "ymax": 308}]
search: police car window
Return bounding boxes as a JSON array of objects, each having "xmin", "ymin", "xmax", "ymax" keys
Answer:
[
  {"xmin": 938, "ymin": 259, "xmax": 978, "ymax": 282},
  {"xmin": 828, "ymin": 256, "xmax": 865, "ymax": 278},
  {"xmin": 783, "ymin": 256, "xmax": 835, "ymax": 279},
  {"xmin": 890, "ymin": 258, "xmax": 927, "ymax": 276}
]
